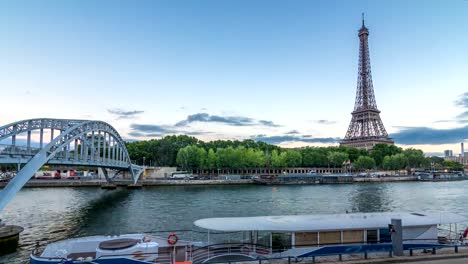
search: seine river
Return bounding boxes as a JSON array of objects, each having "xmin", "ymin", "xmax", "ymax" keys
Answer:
[{"xmin": 1, "ymin": 181, "xmax": 468, "ymax": 263}]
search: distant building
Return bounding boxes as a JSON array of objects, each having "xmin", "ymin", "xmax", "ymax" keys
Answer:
[
  {"xmin": 444, "ymin": 156, "xmax": 468, "ymax": 173},
  {"xmin": 444, "ymin": 150, "xmax": 453, "ymax": 157}
]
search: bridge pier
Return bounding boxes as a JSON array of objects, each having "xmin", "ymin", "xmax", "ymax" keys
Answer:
[{"xmin": 0, "ymin": 220, "xmax": 24, "ymax": 256}]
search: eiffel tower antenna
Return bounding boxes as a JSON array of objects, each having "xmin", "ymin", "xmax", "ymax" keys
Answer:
[{"xmin": 340, "ymin": 16, "xmax": 394, "ymax": 150}]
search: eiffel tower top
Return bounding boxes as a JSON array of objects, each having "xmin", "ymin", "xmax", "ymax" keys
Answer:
[
  {"xmin": 359, "ymin": 13, "xmax": 368, "ymax": 35},
  {"xmin": 353, "ymin": 12, "xmax": 378, "ymax": 113}
]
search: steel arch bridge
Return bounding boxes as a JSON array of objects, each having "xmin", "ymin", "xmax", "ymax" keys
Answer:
[{"xmin": 0, "ymin": 118, "xmax": 143, "ymax": 211}]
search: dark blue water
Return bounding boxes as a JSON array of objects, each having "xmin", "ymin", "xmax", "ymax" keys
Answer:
[{"xmin": 1, "ymin": 181, "xmax": 467, "ymax": 263}]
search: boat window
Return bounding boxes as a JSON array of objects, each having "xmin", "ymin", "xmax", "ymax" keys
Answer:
[
  {"xmin": 343, "ymin": 230, "xmax": 364, "ymax": 244},
  {"xmin": 295, "ymin": 232, "xmax": 318, "ymax": 247},
  {"xmin": 379, "ymin": 228, "xmax": 391, "ymax": 243},
  {"xmin": 272, "ymin": 233, "xmax": 292, "ymax": 251},
  {"xmin": 319, "ymin": 231, "xmax": 341, "ymax": 245},
  {"xmin": 366, "ymin": 230, "xmax": 378, "ymax": 243},
  {"xmin": 257, "ymin": 231, "xmax": 271, "ymax": 248}
]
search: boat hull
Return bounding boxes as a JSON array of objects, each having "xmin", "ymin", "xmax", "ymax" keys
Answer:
[{"xmin": 30, "ymin": 255, "xmax": 154, "ymax": 264}]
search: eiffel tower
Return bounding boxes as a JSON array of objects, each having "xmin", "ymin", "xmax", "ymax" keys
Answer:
[{"xmin": 340, "ymin": 15, "xmax": 394, "ymax": 150}]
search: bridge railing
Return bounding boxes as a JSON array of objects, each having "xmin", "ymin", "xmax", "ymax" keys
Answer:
[
  {"xmin": 0, "ymin": 144, "xmax": 128, "ymax": 166},
  {"xmin": 0, "ymin": 144, "xmax": 41, "ymax": 156}
]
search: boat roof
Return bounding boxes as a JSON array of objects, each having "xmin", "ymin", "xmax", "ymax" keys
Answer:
[{"xmin": 194, "ymin": 212, "xmax": 468, "ymax": 232}]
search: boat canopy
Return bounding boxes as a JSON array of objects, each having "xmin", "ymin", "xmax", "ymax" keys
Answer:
[{"xmin": 194, "ymin": 212, "xmax": 468, "ymax": 232}]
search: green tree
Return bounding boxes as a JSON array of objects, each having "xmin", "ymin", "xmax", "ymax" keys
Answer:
[
  {"xmin": 176, "ymin": 145, "xmax": 205, "ymax": 171},
  {"xmin": 443, "ymin": 160, "xmax": 464, "ymax": 171},
  {"xmin": 301, "ymin": 147, "xmax": 328, "ymax": 167},
  {"xmin": 205, "ymin": 148, "xmax": 218, "ymax": 170},
  {"xmin": 403, "ymin": 148, "xmax": 425, "ymax": 169},
  {"xmin": 244, "ymin": 148, "xmax": 265, "ymax": 168},
  {"xmin": 197, "ymin": 147, "xmax": 207, "ymax": 169},
  {"xmin": 371, "ymin": 143, "xmax": 402, "ymax": 168},
  {"xmin": 426, "ymin": 156, "xmax": 444, "ymax": 170},
  {"xmin": 354, "ymin": 156, "xmax": 376, "ymax": 170},
  {"xmin": 282, "ymin": 150, "xmax": 302, "ymax": 167},
  {"xmin": 327, "ymin": 151, "xmax": 349, "ymax": 168},
  {"xmin": 382, "ymin": 153, "xmax": 407, "ymax": 172},
  {"xmin": 271, "ymin": 150, "xmax": 285, "ymax": 168}
]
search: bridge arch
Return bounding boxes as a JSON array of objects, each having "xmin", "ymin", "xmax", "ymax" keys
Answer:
[{"xmin": 0, "ymin": 118, "xmax": 142, "ymax": 212}]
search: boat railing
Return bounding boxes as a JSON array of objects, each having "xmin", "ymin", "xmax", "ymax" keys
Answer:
[
  {"xmin": 93, "ymin": 251, "xmax": 173, "ymax": 264},
  {"xmin": 191, "ymin": 242, "xmax": 271, "ymax": 264},
  {"xmin": 32, "ymin": 248, "xmax": 174, "ymax": 264},
  {"xmin": 189, "ymin": 243, "xmax": 468, "ymax": 264}
]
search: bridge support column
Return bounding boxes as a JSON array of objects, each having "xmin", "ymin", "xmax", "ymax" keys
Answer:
[
  {"xmin": 102, "ymin": 132, "xmax": 107, "ymax": 162},
  {"xmin": 112, "ymin": 138, "xmax": 116, "ymax": 162},
  {"xmin": 100, "ymin": 167, "xmax": 110, "ymax": 182},
  {"xmin": 39, "ymin": 128, "xmax": 43, "ymax": 148},
  {"xmin": 80, "ymin": 138, "xmax": 84, "ymax": 160},
  {"xmin": 27, "ymin": 131, "xmax": 31, "ymax": 150},
  {"xmin": 0, "ymin": 151, "xmax": 48, "ymax": 212},
  {"xmin": 83, "ymin": 135, "xmax": 88, "ymax": 161},
  {"xmin": 107, "ymin": 135, "xmax": 111, "ymax": 161},
  {"xmin": 74, "ymin": 139, "xmax": 78, "ymax": 160},
  {"xmin": 65, "ymin": 142, "xmax": 70, "ymax": 160},
  {"xmin": 91, "ymin": 131, "xmax": 95, "ymax": 161},
  {"xmin": 97, "ymin": 131, "xmax": 101, "ymax": 161}
]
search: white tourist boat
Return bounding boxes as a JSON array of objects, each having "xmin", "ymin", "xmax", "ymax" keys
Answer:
[
  {"xmin": 30, "ymin": 233, "xmax": 192, "ymax": 264},
  {"xmin": 30, "ymin": 212, "xmax": 468, "ymax": 264}
]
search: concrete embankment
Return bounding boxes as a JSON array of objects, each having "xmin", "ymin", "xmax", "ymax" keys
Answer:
[
  {"xmin": 143, "ymin": 179, "xmax": 252, "ymax": 186},
  {"xmin": 353, "ymin": 176, "xmax": 418, "ymax": 182},
  {"xmin": 0, "ymin": 176, "xmax": 438, "ymax": 188},
  {"xmin": 0, "ymin": 179, "xmax": 254, "ymax": 188}
]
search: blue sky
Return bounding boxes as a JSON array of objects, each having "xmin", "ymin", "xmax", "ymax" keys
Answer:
[{"xmin": 0, "ymin": 0, "xmax": 467, "ymax": 155}]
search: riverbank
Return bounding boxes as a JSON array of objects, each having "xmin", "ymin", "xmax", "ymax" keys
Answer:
[
  {"xmin": 1, "ymin": 175, "xmax": 466, "ymax": 188},
  {"xmin": 0, "ymin": 179, "xmax": 254, "ymax": 188}
]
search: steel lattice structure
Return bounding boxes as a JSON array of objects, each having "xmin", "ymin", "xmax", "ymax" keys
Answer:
[
  {"xmin": 340, "ymin": 16, "xmax": 394, "ymax": 150},
  {"xmin": 0, "ymin": 118, "xmax": 143, "ymax": 211}
]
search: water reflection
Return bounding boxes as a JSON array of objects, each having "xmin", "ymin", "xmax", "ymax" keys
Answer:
[
  {"xmin": 71, "ymin": 189, "xmax": 132, "ymax": 236},
  {"xmin": 0, "ymin": 188, "xmax": 132, "ymax": 263},
  {"xmin": 350, "ymin": 184, "xmax": 392, "ymax": 212}
]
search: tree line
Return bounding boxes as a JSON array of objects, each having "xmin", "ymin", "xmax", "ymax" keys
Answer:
[{"xmin": 124, "ymin": 135, "xmax": 464, "ymax": 172}]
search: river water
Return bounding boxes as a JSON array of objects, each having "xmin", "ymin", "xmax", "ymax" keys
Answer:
[{"xmin": 1, "ymin": 181, "xmax": 467, "ymax": 263}]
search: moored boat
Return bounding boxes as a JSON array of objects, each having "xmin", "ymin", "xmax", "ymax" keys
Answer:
[
  {"xmin": 253, "ymin": 172, "xmax": 354, "ymax": 185},
  {"xmin": 31, "ymin": 233, "xmax": 191, "ymax": 264},
  {"xmin": 193, "ymin": 212, "xmax": 468, "ymax": 260},
  {"xmin": 31, "ymin": 212, "xmax": 468, "ymax": 263}
]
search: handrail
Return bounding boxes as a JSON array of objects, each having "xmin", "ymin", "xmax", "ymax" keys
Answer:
[
  {"xmin": 31, "ymin": 241, "xmax": 468, "ymax": 264},
  {"xmin": 191, "ymin": 243, "xmax": 271, "ymax": 264},
  {"xmin": 32, "ymin": 249, "xmax": 173, "ymax": 264}
]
